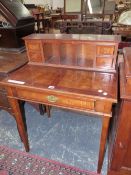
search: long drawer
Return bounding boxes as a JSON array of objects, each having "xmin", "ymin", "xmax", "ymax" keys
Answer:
[
  {"xmin": 11, "ymin": 88, "xmax": 112, "ymax": 115},
  {"xmin": 13, "ymin": 88, "xmax": 95, "ymax": 111}
]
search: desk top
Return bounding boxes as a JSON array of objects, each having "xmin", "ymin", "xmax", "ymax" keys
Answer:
[
  {"xmin": 2, "ymin": 64, "xmax": 117, "ymax": 102},
  {"xmin": 23, "ymin": 34, "xmax": 121, "ymax": 43}
]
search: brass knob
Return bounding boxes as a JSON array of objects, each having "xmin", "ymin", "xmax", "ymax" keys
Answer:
[{"xmin": 47, "ymin": 95, "xmax": 58, "ymax": 103}]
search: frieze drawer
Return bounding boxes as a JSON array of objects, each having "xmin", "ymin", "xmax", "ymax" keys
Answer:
[{"xmin": 13, "ymin": 88, "xmax": 95, "ymax": 111}]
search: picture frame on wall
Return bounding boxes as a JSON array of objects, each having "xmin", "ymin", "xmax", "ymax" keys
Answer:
[{"xmin": 64, "ymin": 0, "xmax": 82, "ymax": 13}]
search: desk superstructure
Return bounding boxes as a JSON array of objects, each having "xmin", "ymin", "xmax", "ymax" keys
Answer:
[
  {"xmin": 24, "ymin": 34, "xmax": 120, "ymax": 72},
  {"xmin": 0, "ymin": 34, "xmax": 120, "ymax": 174}
]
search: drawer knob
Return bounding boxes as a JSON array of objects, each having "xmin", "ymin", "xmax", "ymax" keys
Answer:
[{"xmin": 47, "ymin": 95, "xmax": 58, "ymax": 103}]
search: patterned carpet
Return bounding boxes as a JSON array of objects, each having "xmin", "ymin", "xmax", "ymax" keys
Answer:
[{"xmin": 0, "ymin": 146, "xmax": 99, "ymax": 175}]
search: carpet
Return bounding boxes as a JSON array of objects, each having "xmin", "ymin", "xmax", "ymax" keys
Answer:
[{"xmin": 0, "ymin": 146, "xmax": 100, "ymax": 175}]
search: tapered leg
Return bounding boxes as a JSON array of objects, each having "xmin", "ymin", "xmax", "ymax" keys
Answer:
[
  {"xmin": 45, "ymin": 105, "xmax": 51, "ymax": 118},
  {"xmin": 19, "ymin": 101, "xmax": 27, "ymax": 132},
  {"xmin": 97, "ymin": 116, "xmax": 110, "ymax": 173},
  {"xmin": 39, "ymin": 104, "xmax": 46, "ymax": 115},
  {"xmin": 8, "ymin": 98, "xmax": 29, "ymax": 152},
  {"xmin": 39, "ymin": 104, "xmax": 51, "ymax": 118}
]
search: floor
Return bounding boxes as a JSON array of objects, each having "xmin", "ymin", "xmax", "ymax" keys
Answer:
[{"xmin": 0, "ymin": 103, "xmax": 108, "ymax": 175}]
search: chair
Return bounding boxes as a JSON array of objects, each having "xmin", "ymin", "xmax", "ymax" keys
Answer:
[{"xmin": 31, "ymin": 8, "xmax": 50, "ymax": 33}]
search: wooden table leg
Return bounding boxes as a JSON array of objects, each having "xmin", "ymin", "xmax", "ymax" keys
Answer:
[
  {"xmin": 97, "ymin": 116, "xmax": 110, "ymax": 173},
  {"xmin": 8, "ymin": 98, "xmax": 29, "ymax": 152},
  {"xmin": 45, "ymin": 105, "xmax": 51, "ymax": 118},
  {"xmin": 38, "ymin": 104, "xmax": 51, "ymax": 117}
]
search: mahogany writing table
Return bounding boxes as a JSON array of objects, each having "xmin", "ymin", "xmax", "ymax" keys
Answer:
[
  {"xmin": 0, "ymin": 64, "xmax": 117, "ymax": 173},
  {"xmin": 0, "ymin": 34, "xmax": 120, "ymax": 173}
]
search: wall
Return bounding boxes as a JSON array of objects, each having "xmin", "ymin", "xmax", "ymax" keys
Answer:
[
  {"xmin": 91, "ymin": 0, "xmax": 101, "ymax": 7},
  {"xmin": 23, "ymin": 0, "xmax": 64, "ymax": 9},
  {"xmin": 52, "ymin": 0, "xmax": 64, "ymax": 9}
]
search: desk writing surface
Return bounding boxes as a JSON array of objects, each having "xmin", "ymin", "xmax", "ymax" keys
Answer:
[{"xmin": 3, "ymin": 64, "xmax": 117, "ymax": 101}]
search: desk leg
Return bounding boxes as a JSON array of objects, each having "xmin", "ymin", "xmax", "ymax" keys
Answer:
[
  {"xmin": 46, "ymin": 105, "xmax": 51, "ymax": 118},
  {"xmin": 97, "ymin": 116, "xmax": 110, "ymax": 173},
  {"xmin": 8, "ymin": 98, "xmax": 29, "ymax": 152}
]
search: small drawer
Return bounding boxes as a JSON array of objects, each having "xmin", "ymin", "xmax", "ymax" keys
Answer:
[
  {"xmin": 96, "ymin": 57, "xmax": 113, "ymax": 67},
  {"xmin": 28, "ymin": 52, "xmax": 43, "ymax": 62},
  {"xmin": 97, "ymin": 45, "xmax": 115, "ymax": 55},
  {"xmin": 26, "ymin": 41, "xmax": 41, "ymax": 51}
]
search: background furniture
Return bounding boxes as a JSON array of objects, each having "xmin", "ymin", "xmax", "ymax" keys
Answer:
[
  {"xmin": 0, "ymin": 51, "xmax": 27, "ymax": 114},
  {"xmin": 58, "ymin": 19, "xmax": 113, "ymax": 34},
  {"xmin": 51, "ymin": 13, "xmax": 61, "ymax": 28},
  {"xmin": 31, "ymin": 8, "xmax": 51, "ymax": 33},
  {"xmin": 0, "ymin": 0, "xmax": 34, "ymax": 51},
  {"xmin": 58, "ymin": 0, "xmax": 115, "ymax": 34},
  {"xmin": 108, "ymin": 47, "xmax": 131, "ymax": 175}
]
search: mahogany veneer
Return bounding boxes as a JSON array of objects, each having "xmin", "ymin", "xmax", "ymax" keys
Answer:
[{"xmin": 108, "ymin": 48, "xmax": 131, "ymax": 175}]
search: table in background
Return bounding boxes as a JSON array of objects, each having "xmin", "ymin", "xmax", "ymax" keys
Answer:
[
  {"xmin": 108, "ymin": 47, "xmax": 131, "ymax": 175},
  {"xmin": 0, "ymin": 51, "xmax": 27, "ymax": 114}
]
